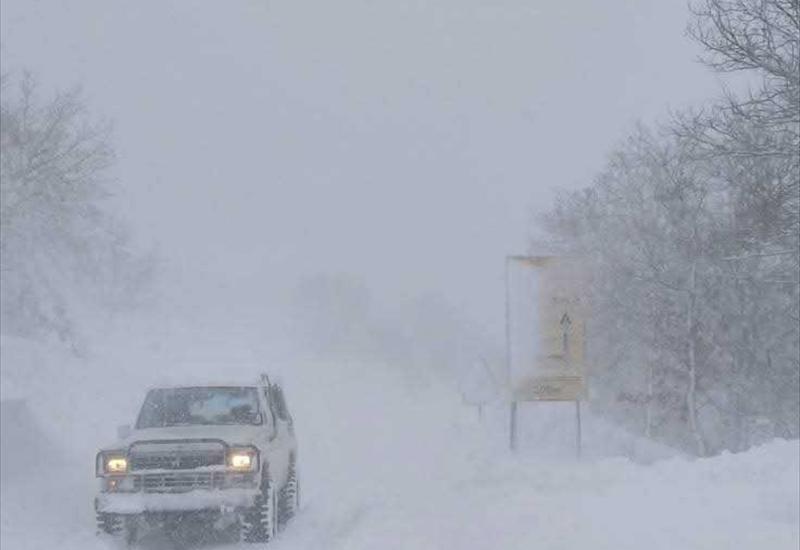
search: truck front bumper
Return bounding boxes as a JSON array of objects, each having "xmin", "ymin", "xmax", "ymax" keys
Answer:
[{"xmin": 96, "ymin": 488, "xmax": 261, "ymax": 514}]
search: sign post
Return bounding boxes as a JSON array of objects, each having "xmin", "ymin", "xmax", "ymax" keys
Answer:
[
  {"xmin": 504, "ymin": 256, "xmax": 517, "ymax": 451},
  {"xmin": 505, "ymin": 255, "xmax": 587, "ymax": 457},
  {"xmin": 575, "ymin": 399, "xmax": 582, "ymax": 459}
]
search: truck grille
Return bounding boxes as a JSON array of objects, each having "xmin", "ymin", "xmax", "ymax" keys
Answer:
[
  {"xmin": 115, "ymin": 440, "xmax": 255, "ymax": 494},
  {"xmin": 128, "ymin": 441, "xmax": 226, "ymax": 471},
  {"xmin": 131, "ymin": 472, "xmax": 255, "ymax": 493},
  {"xmin": 130, "ymin": 453, "xmax": 225, "ymax": 471},
  {"xmin": 134, "ymin": 472, "xmax": 222, "ymax": 492}
]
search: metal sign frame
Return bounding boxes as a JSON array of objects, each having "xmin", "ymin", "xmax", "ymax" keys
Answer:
[{"xmin": 504, "ymin": 255, "xmax": 586, "ymax": 457}]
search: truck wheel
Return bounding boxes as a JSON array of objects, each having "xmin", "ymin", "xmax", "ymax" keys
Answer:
[
  {"xmin": 123, "ymin": 516, "xmax": 139, "ymax": 547},
  {"xmin": 96, "ymin": 511, "xmax": 122, "ymax": 536},
  {"xmin": 241, "ymin": 475, "xmax": 278, "ymax": 543},
  {"xmin": 278, "ymin": 455, "xmax": 300, "ymax": 528}
]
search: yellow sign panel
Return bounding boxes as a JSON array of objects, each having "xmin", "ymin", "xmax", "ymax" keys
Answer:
[
  {"xmin": 508, "ymin": 256, "xmax": 587, "ymax": 401},
  {"xmin": 512, "ymin": 376, "xmax": 585, "ymax": 401}
]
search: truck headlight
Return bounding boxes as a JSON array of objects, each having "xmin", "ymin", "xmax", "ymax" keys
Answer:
[
  {"xmin": 227, "ymin": 447, "xmax": 258, "ymax": 472},
  {"xmin": 96, "ymin": 451, "xmax": 128, "ymax": 476},
  {"xmin": 106, "ymin": 457, "xmax": 128, "ymax": 473}
]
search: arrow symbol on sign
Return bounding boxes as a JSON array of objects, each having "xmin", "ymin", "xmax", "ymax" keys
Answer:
[{"xmin": 560, "ymin": 312, "xmax": 572, "ymax": 359}]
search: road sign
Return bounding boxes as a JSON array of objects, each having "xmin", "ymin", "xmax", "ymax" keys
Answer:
[
  {"xmin": 512, "ymin": 375, "xmax": 584, "ymax": 401},
  {"xmin": 506, "ymin": 255, "xmax": 587, "ymax": 402}
]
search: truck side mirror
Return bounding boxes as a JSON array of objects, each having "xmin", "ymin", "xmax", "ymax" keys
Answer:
[{"xmin": 117, "ymin": 424, "xmax": 132, "ymax": 440}]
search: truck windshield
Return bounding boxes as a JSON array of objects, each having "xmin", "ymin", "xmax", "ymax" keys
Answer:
[{"xmin": 136, "ymin": 387, "xmax": 262, "ymax": 428}]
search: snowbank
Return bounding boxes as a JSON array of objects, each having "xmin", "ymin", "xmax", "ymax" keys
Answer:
[{"xmin": 277, "ymin": 357, "xmax": 800, "ymax": 550}]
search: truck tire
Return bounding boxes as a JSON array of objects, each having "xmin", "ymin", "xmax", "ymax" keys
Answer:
[
  {"xmin": 278, "ymin": 455, "xmax": 300, "ymax": 528},
  {"xmin": 241, "ymin": 473, "xmax": 278, "ymax": 543},
  {"xmin": 96, "ymin": 511, "xmax": 122, "ymax": 536},
  {"xmin": 123, "ymin": 517, "xmax": 138, "ymax": 547},
  {"xmin": 97, "ymin": 512, "xmax": 137, "ymax": 546}
]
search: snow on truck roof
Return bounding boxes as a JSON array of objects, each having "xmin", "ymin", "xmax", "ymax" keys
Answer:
[
  {"xmin": 144, "ymin": 375, "xmax": 285, "ymax": 391},
  {"xmin": 145, "ymin": 383, "xmax": 258, "ymax": 391}
]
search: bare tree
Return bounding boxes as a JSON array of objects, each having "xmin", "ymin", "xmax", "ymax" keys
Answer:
[
  {"xmin": 687, "ymin": 0, "xmax": 799, "ymax": 150},
  {"xmin": 534, "ymin": 0, "xmax": 799, "ymax": 457},
  {"xmin": 540, "ymin": 116, "xmax": 798, "ymax": 455},
  {"xmin": 683, "ymin": 0, "xmax": 799, "ymax": 252},
  {"xmin": 1, "ymin": 72, "xmax": 153, "ymax": 344}
]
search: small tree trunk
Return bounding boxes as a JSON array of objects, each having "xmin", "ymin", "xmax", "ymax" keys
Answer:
[
  {"xmin": 686, "ymin": 260, "xmax": 707, "ymax": 456},
  {"xmin": 645, "ymin": 360, "xmax": 654, "ymax": 439}
]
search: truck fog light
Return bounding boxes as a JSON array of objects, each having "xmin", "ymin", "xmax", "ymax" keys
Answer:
[{"xmin": 106, "ymin": 476, "xmax": 134, "ymax": 492}]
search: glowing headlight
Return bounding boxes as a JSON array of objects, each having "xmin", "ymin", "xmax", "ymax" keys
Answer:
[
  {"xmin": 106, "ymin": 456, "xmax": 128, "ymax": 474},
  {"xmin": 230, "ymin": 454, "xmax": 252, "ymax": 469},
  {"xmin": 227, "ymin": 447, "xmax": 258, "ymax": 471}
]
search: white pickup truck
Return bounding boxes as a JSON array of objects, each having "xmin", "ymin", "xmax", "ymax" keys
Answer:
[{"xmin": 94, "ymin": 375, "xmax": 299, "ymax": 546}]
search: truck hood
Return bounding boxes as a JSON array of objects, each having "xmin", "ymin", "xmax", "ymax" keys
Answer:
[{"xmin": 110, "ymin": 424, "xmax": 265, "ymax": 450}]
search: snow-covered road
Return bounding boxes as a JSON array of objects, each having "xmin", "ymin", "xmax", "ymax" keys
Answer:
[{"xmin": 2, "ymin": 332, "xmax": 798, "ymax": 550}]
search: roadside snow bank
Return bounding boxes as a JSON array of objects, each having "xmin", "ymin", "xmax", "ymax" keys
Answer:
[{"xmin": 279, "ymin": 438, "xmax": 798, "ymax": 550}]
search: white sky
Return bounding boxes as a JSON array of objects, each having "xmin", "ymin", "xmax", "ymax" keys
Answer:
[{"xmin": 0, "ymin": 0, "xmax": 720, "ymax": 343}]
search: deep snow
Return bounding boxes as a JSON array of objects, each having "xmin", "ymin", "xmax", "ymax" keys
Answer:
[{"xmin": 1, "ymin": 324, "xmax": 798, "ymax": 550}]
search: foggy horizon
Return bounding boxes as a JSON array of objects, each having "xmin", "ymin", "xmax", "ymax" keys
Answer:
[{"xmin": 1, "ymin": 0, "xmax": 720, "ymax": 342}]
